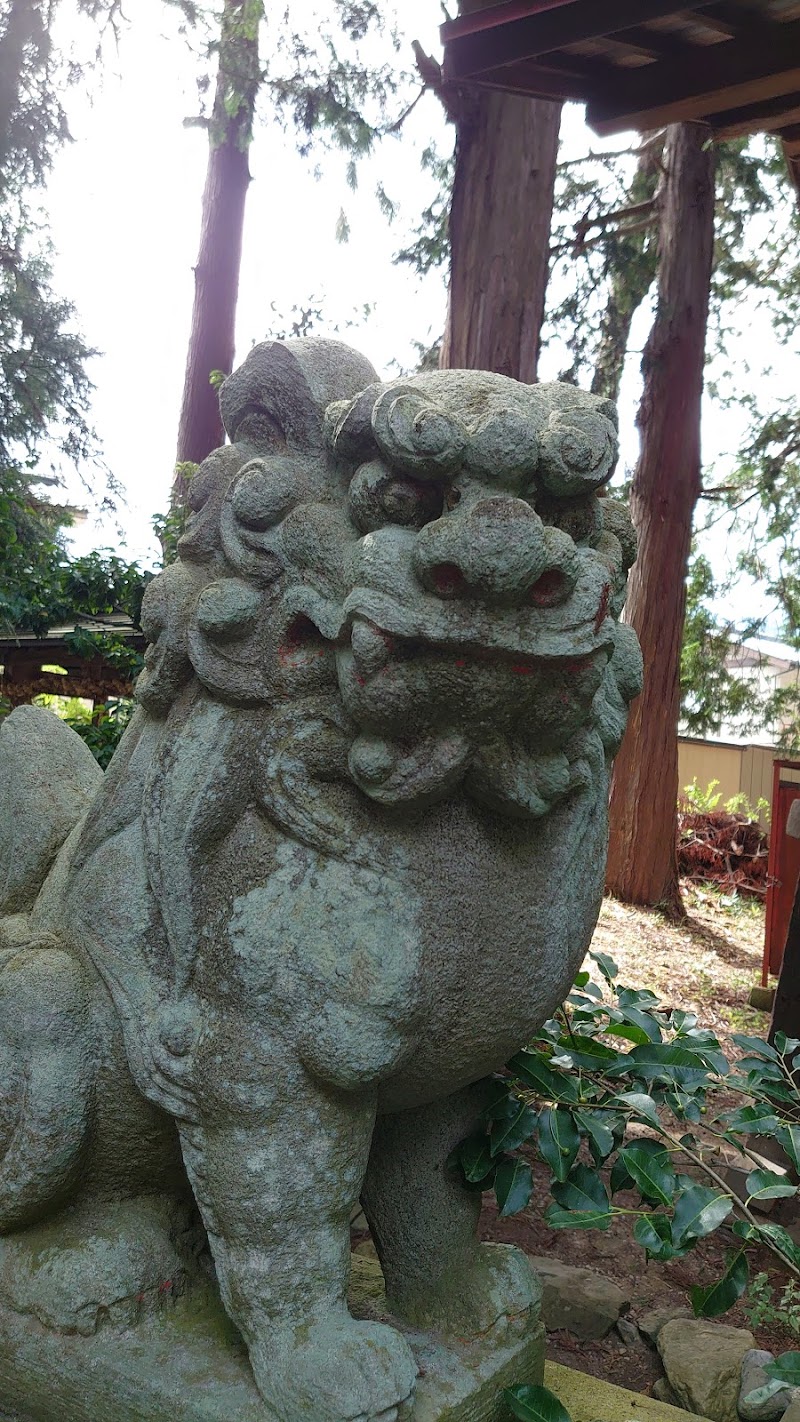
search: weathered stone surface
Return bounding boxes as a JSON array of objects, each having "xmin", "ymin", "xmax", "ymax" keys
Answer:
[
  {"xmin": 640, "ymin": 1306, "xmax": 692, "ymax": 1342},
  {"xmin": 0, "ymin": 1257, "xmax": 547, "ymax": 1422},
  {"xmin": 530, "ymin": 1256, "xmax": 628, "ymax": 1339},
  {"xmin": 0, "ymin": 340, "xmax": 641, "ymax": 1422},
  {"xmin": 617, "ymin": 1315, "xmax": 641, "ymax": 1346},
  {"xmin": 657, "ymin": 1318, "xmax": 755, "ymax": 1422},
  {"xmin": 653, "ymin": 1377, "xmax": 682, "ymax": 1408},
  {"xmin": 546, "ymin": 1360, "xmax": 710, "ymax": 1422},
  {"xmin": 739, "ymin": 1350, "xmax": 795, "ymax": 1422}
]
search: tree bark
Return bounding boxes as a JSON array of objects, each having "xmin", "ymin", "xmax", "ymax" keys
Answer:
[
  {"xmin": 174, "ymin": 0, "xmax": 261, "ymax": 489},
  {"xmin": 606, "ymin": 124, "xmax": 716, "ymax": 915},
  {"xmin": 440, "ymin": 87, "xmax": 561, "ymax": 382}
]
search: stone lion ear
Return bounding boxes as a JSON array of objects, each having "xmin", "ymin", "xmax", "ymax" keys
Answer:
[
  {"xmin": 219, "ymin": 338, "xmax": 379, "ymax": 451},
  {"xmin": 537, "ymin": 407, "xmax": 619, "ymax": 498},
  {"xmin": 371, "ymin": 385, "xmax": 467, "ymax": 479},
  {"xmin": 323, "ymin": 384, "xmax": 382, "ymax": 463}
]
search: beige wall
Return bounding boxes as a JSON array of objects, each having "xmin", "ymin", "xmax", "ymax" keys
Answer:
[{"xmin": 678, "ymin": 738, "xmax": 776, "ymax": 826}]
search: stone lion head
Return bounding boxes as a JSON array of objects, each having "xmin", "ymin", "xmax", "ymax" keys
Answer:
[{"xmin": 136, "ymin": 338, "xmax": 641, "ymax": 822}]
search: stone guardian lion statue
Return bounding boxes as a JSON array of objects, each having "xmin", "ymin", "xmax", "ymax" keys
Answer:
[{"xmin": 0, "ymin": 340, "xmax": 641, "ymax": 1422}]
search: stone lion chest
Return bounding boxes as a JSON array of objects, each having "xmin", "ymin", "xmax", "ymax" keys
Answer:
[{"xmin": 0, "ymin": 340, "xmax": 641, "ymax": 1422}]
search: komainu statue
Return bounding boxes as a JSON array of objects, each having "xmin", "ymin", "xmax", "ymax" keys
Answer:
[{"xmin": 0, "ymin": 340, "xmax": 642, "ymax": 1422}]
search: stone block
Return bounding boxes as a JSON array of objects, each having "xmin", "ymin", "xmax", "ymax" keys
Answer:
[
  {"xmin": 657, "ymin": 1318, "xmax": 755, "ymax": 1422},
  {"xmin": 0, "ymin": 1256, "xmax": 546, "ymax": 1422},
  {"xmin": 530, "ymin": 1255, "xmax": 628, "ymax": 1339}
]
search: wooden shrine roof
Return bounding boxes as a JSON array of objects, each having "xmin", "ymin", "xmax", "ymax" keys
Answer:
[
  {"xmin": 0, "ymin": 616, "xmax": 144, "ymax": 706},
  {"xmin": 441, "ymin": 0, "xmax": 800, "ymax": 164}
]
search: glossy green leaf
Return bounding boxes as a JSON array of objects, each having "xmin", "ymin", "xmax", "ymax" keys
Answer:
[
  {"xmin": 765, "ymin": 1353, "xmax": 800, "ymax": 1389},
  {"xmin": 574, "ymin": 1109, "xmax": 615, "ymax": 1163},
  {"xmin": 551, "ymin": 1162, "xmax": 609, "ymax": 1216},
  {"xmin": 508, "ymin": 1051, "xmax": 579, "ymax": 1103},
  {"xmin": 672, "ymin": 1185, "xmax": 732, "ymax": 1246},
  {"xmin": 610, "ymin": 1157, "xmax": 635, "ymax": 1195},
  {"xmin": 606, "ymin": 1043, "xmax": 709, "ymax": 1088},
  {"xmin": 504, "ymin": 1385, "xmax": 573, "ymax": 1422},
  {"xmin": 537, "ymin": 1107, "xmax": 581, "ymax": 1182},
  {"xmin": 752, "ymin": 1222, "xmax": 800, "ymax": 1271},
  {"xmin": 589, "ymin": 951, "xmax": 618, "ymax": 983},
  {"xmin": 619, "ymin": 1140, "xmax": 677, "ymax": 1207},
  {"xmin": 545, "ymin": 1204, "xmax": 613, "ymax": 1231},
  {"xmin": 495, "ymin": 1157, "xmax": 533, "ymax": 1217},
  {"xmin": 732, "ymin": 1034, "xmax": 780, "ymax": 1061},
  {"xmin": 745, "ymin": 1168, "xmax": 797, "ymax": 1203},
  {"xmin": 489, "ymin": 1103, "xmax": 538, "ymax": 1157},
  {"xmin": 610, "ymin": 1091, "xmax": 662, "ymax": 1129},
  {"xmin": 722, "ymin": 1105, "xmax": 781, "ymax": 1135},
  {"xmin": 556, "ymin": 1035, "xmax": 619, "ymax": 1071},
  {"xmin": 773, "ymin": 1032, "xmax": 800, "ymax": 1058},
  {"xmin": 672, "ymin": 1010, "xmax": 698, "ymax": 1033},
  {"xmin": 633, "ymin": 1213, "xmax": 680, "ymax": 1262},
  {"xmin": 617, "ymin": 986, "xmax": 660, "ymax": 1009},
  {"xmin": 777, "ymin": 1124, "xmax": 800, "ymax": 1172},
  {"xmin": 458, "ymin": 1134, "xmax": 495, "ymax": 1184},
  {"xmin": 618, "ymin": 1007, "xmax": 663, "ymax": 1044},
  {"xmin": 691, "ymin": 1250, "xmax": 748, "ymax": 1318}
]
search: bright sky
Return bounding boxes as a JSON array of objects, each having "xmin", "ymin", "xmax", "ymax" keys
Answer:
[{"xmin": 44, "ymin": 0, "xmax": 798, "ymax": 628}]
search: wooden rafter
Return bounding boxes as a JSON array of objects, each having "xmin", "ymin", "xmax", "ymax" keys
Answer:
[
  {"xmin": 442, "ymin": 0, "xmax": 714, "ymax": 83},
  {"xmin": 440, "ymin": 0, "xmax": 800, "ymax": 156}
]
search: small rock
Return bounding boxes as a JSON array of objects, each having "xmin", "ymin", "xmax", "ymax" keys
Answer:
[
  {"xmin": 652, "ymin": 1376, "xmax": 681, "ymax": 1408},
  {"xmin": 658, "ymin": 1318, "xmax": 755, "ymax": 1422},
  {"xmin": 529, "ymin": 1256, "xmax": 628, "ymax": 1340},
  {"xmin": 639, "ymin": 1305, "xmax": 692, "ymax": 1342},
  {"xmin": 617, "ymin": 1316, "xmax": 641, "ymax": 1346},
  {"xmin": 739, "ymin": 1349, "xmax": 794, "ymax": 1422},
  {"xmin": 779, "ymin": 1403, "xmax": 800, "ymax": 1422}
]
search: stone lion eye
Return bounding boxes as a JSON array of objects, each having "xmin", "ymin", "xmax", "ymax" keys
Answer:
[
  {"xmin": 349, "ymin": 460, "xmax": 443, "ymax": 533},
  {"xmin": 381, "ymin": 478, "xmax": 443, "ymax": 528}
]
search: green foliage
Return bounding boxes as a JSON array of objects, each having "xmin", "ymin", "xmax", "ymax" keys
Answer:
[
  {"xmin": 455, "ymin": 954, "xmax": 800, "ymax": 1328},
  {"xmin": 742, "ymin": 1271, "xmax": 800, "ymax": 1335},
  {"xmin": 505, "ymin": 1386, "xmax": 571, "ymax": 1422},
  {"xmin": 679, "ymin": 779, "xmax": 768, "ymax": 823},
  {"xmin": 63, "ymin": 698, "xmax": 134, "ymax": 768}
]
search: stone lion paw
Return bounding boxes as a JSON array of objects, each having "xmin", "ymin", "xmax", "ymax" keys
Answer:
[
  {"xmin": 251, "ymin": 1315, "xmax": 417, "ymax": 1422},
  {"xmin": 388, "ymin": 1242, "xmax": 540, "ymax": 1340}
]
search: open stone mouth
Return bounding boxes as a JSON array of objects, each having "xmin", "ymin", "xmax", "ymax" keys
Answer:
[
  {"xmin": 346, "ymin": 616, "xmax": 607, "ymax": 682},
  {"xmin": 341, "ymin": 594, "xmax": 613, "ymax": 684}
]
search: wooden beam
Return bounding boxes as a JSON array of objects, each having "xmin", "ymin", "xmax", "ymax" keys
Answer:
[
  {"xmin": 586, "ymin": 15, "xmax": 800, "ymax": 133},
  {"xmin": 467, "ymin": 59, "xmax": 590, "ymax": 100},
  {"xmin": 710, "ymin": 90, "xmax": 800, "ymax": 136},
  {"xmin": 442, "ymin": 0, "xmax": 713, "ymax": 83},
  {"xmin": 441, "ymin": 0, "xmax": 577, "ymax": 43}
]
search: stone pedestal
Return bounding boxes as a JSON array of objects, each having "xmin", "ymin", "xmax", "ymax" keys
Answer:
[{"xmin": 0, "ymin": 1254, "xmax": 545, "ymax": 1422}]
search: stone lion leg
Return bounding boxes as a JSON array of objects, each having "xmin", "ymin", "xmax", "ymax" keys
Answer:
[
  {"xmin": 362, "ymin": 1085, "xmax": 540, "ymax": 1338},
  {"xmin": 177, "ymin": 1028, "xmax": 417, "ymax": 1422}
]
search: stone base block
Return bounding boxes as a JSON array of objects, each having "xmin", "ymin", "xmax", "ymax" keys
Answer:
[{"xmin": 0, "ymin": 1254, "xmax": 544, "ymax": 1422}]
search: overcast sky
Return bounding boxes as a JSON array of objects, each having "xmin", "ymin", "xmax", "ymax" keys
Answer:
[{"xmin": 43, "ymin": 0, "xmax": 797, "ymax": 633}]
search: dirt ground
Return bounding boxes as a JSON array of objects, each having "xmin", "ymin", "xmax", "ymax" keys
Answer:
[{"xmin": 479, "ymin": 887, "xmax": 800, "ymax": 1395}]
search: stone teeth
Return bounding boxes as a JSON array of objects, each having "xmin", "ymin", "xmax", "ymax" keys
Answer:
[{"xmin": 351, "ymin": 619, "xmax": 393, "ymax": 676}]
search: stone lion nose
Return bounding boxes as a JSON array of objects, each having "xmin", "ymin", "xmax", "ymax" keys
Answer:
[{"xmin": 413, "ymin": 497, "xmax": 578, "ymax": 608}]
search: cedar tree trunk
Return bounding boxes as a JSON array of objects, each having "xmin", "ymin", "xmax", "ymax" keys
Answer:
[
  {"xmin": 606, "ymin": 124, "xmax": 716, "ymax": 916},
  {"xmin": 440, "ymin": 86, "xmax": 561, "ymax": 382},
  {"xmin": 174, "ymin": 0, "xmax": 261, "ymax": 490}
]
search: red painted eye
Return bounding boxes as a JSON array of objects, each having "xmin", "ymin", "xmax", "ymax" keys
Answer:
[{"xmin": 529, "ymin": 569, "xmax": 568, "ymax": 607}]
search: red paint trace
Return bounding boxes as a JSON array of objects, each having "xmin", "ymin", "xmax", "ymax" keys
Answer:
[{"xmin": 594, "ymin": 583, "xmax": 611, "ymax": 633}]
